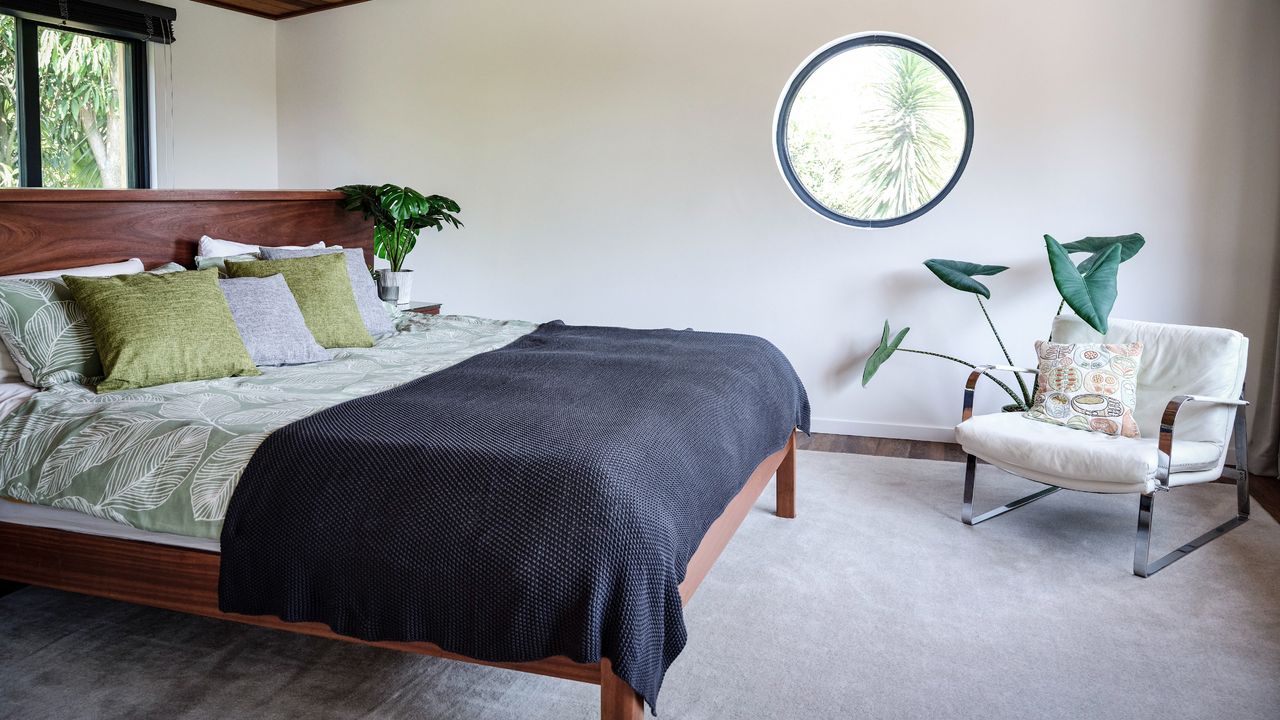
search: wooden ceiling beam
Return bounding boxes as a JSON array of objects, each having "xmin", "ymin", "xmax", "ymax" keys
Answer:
[
  {"xmin": 188, "ymin": 0, "xmax": 372, "ymax": 21},
  {"xmin": 276, "ymin": 0, "xmax": 372, "ymax": 20}
]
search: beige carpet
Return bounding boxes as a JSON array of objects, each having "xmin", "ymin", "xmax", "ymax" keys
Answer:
[{"xmin": 1, "ymin": 450, "xmax": 1277, "ymax": 719}]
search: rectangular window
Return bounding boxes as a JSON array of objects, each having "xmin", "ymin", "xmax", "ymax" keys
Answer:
[{"xmin": 1, "ymin": 12, "xmax": 149, "ymax": 188}]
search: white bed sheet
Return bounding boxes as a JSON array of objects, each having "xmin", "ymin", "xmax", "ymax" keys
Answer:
[
  {"xmin": 0, "ymin": 498, "xmax": 220, "ymax": 552},
  {"xmin": 0, "ymin": 383, "xmax": 37, "ymax": 423}
]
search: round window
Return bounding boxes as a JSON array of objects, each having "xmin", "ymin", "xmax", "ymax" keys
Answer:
[{"xmin": 774, "ymin": 33, "xmax": 973, "ymax": 228}]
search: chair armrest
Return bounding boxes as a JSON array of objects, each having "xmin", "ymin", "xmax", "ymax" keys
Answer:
[
  {"xmin": 1155, "ymin": 394, "xmax": 1249, "ymax": 490},
  {"xmin": 961, "ymin": 365, "xmax": 1039, "ymax": 422}
]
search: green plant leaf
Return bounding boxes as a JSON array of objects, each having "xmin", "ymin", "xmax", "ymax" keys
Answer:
[
  {"xmin": 922, "ymin": 259, "xmax": 1009, "ymax": 299},
  {"xmin": 1061, "ymin": 233, "xmax": 1145, "ymax": 274},
  {"xmin": 337, "ymin": 184, "xmax": 463, "ymax": 271},
  {"xmin": 377, "ymin": 184, "xmax": 431, "ymax": 222},
  {"xmin": 862, "ymin": 321, "xmax": 910, "ymax": 387},
  {"xmin": 335, "ymin": 184, "xmax": 393, "ymax": 227},
  {"xmin": 1046, "ymin": 235, "xmax": 1122, "ymax": 334},
  {"xmin": 424, "ymin": 194, "xmax": 461, "ymax": 214}
]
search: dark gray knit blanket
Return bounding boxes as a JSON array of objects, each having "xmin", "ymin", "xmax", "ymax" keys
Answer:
[{"xmin": 218, "ymin": 322, "xmax": 810, "ymax": 711}]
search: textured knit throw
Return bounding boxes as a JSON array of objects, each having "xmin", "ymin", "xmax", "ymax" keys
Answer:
[{"xmin": 219, "ymin": 322, "xmax": 810, "ymax": 711}]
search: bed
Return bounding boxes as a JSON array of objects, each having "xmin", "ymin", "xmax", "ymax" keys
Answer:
[{"xmin": 0, "ymin": 189, "xmax": 805, "ymax": 720}]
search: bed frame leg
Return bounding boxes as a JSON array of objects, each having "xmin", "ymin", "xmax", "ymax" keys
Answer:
[
  {"xmin": 600, "ymin": 658, "xmax": 644, "ymax": 720},
  {"xmin": 776, "ymin": 430, "xmax": 797, "ymax": 519}
]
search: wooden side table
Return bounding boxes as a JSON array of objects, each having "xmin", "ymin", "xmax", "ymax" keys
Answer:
[{"xmin": 404, "ymin": 301, "xmax": 442, "ymax": 316}]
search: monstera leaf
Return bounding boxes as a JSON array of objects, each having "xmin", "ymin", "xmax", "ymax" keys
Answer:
[
  {"xmin": 405, "ymin": 194, "xmax": 464, "ymax": 232},
  {"xmin": 1061, "ymin": 233, "xmax": 1145, "ymax": 274},
  {"xmin": 862, "ymin": 321, "xmax": 910, "ymax": 386},
  {"xmin": 923, "ymin": 259, "xmax": 1009, "ymax": 299},
  {"xmin": 335, "ymin": 184, "xmax": 393, "ymax": 227},
  {"xmin": 1046, "ymin": 235, "xmax": 1122, "ymax": 333},
  {"xmin": 377, "ymin": 184, "xmax": 432, "ymax": 223}
]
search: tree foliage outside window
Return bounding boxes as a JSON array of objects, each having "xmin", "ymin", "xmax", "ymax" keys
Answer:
[
  {"xmin": 780, "ymin": 38, "xmax": 971, "ymax": 227},
  {"xmin": 1, "ymin": 15, "xmax": 18, "ymax": 187},
  {"xmin": 1, "ymin": 15, "xmax": 131, "ymax": 188}
]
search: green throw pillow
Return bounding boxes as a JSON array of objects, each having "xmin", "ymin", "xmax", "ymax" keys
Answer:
[
  {"xmin": 0, "ymin": 278, "xmax": 102, "ymax": 388},
  {"xmin": 225, "ymin": 253, "xmax": 374, "ymax": 349},
  {"xmin": 63, "ymin": 268, "xmax": 261, "ymax": 393}
]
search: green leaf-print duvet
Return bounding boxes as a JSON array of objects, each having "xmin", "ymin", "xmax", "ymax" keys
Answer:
[{"xmin": 0, "ymin": 314, "xmax": 536, "ymax": 540}]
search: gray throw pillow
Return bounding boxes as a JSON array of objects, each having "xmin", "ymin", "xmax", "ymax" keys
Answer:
[
  {"xmin": 258, "ymin": 247, "xmax": 395, "ymax": 339},
  {"xmin": 219, "ymin": 275, "xmax": 331, "ymax": 366}
]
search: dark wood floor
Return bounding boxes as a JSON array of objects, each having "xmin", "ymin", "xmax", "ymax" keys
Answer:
[{"xmin": 798, "ymin": 432, "xmax": 1280, "ymax": 522}]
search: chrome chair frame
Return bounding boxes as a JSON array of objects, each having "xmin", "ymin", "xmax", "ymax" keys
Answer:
[
  {"xmin": 960, "ymin": 365, "xmax": 1057, "ymax": 525},
  {"xmin": 960, "ymin": 365, "xmax": 1250, "ymax": 577},
  {"xmin": 1134, "ymin": 393, "xmax": 1249, "ymax": 577}
]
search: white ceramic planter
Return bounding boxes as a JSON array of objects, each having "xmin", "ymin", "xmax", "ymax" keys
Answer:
[{"xmin": 377, "ymin": 269, "xmax": 414, "ymax": 308}]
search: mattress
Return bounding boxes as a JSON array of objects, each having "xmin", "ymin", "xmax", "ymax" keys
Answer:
[
  {"xmin": 0, "ymin": 314, "xmax": 537, "ymax": 542},
  {"xmin": 0, "ymin": 497, "xmax": 219, "ymax": 551}
]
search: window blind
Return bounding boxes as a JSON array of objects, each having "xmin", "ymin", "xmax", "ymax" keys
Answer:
[{"xmin": 0, "ymin": 0, "xmax": 175, "ymax": 43}]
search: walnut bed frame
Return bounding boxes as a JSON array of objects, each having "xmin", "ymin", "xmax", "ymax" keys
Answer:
[{"xmin": 0, "ymin": 190, "xmax": 799, "ymax": 720}]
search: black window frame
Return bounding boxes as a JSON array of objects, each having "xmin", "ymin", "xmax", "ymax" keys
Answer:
[
  {"xmin": 774, "ymin": 33, "xmax": 975, "ymax": 229},
  {"xmin": 4, "ymin": 11, "xmax": 150, "ymax": 188}
]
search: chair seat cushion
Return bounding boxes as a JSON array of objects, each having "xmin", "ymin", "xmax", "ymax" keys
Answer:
[{"xmin": 956, "ymin": 412, "xmax": 1223, "ymax": 494}]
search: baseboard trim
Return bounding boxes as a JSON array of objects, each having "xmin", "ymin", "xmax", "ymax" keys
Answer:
[{"xmin": 809, "ymin": 418, "xmax": 955, "ymax": 443}]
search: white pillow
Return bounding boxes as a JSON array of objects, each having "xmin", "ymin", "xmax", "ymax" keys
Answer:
[
  {"xmin": 0, "ymin": 257, "xmax": 145, "ymax": 281},
  {"xmin": 199, "ymin": 235, "xmax": 325, "ymax": 258},
  {"xmin": 0, "ymin": 258, "xmax": 145, "ymax": 384}
]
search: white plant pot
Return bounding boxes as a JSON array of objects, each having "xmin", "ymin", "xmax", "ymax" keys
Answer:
[{"xmin": 377, "ymin": 270, "xmax": 414, "ymax": 308}]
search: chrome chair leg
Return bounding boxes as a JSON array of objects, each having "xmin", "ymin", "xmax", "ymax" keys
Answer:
[
  {"xmin": 1133, "ymin": 406, "xmax": 1250, "ymax": 577},
  {"xmin": 1233, "ymin": 402, "xmax": 1251, "ymax": 519},
  {"xmin": 962, "ymin": 454, "xmax": 1060, "ymax": 526}
]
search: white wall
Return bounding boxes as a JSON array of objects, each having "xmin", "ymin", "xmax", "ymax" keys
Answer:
[
  {"xmin": 271, "ymin": 0, "xmax": 1280, "ymax": 439},
  {"xmin": 151, "ymin": 0, "xmax": 277, "ymax": 188}
]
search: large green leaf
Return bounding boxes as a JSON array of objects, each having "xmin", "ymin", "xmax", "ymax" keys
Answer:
[
  {"xmin": 1061, "ymin": 233, "xmax": 1145, "ymax": 274},
  {"xmin": 405, "ymin": 195, "xmax": 464, "ymax": 232},
  {"xmin": 425, "ymin": 194, "xmax": 461, "ymax": 214},
  {"xmin": 862, "ymin": 321, "xmax": 910, "ymax": 387},
  {"xmin": 335, "ymin": 184, "xmax": 392, "ymax": 227},
  {"xmin": 922, "ymin": 259, "xmax": 1009, "ymax": 299},
  {"xmin": 1046, "ymin": 235, "xmax": 1122, "ymax": 333},
  {"xmin": 377, "ymin": 184, "xmax": 431, "ymax": 223}
]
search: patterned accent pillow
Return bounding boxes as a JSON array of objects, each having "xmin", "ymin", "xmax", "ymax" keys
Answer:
[
  {"xmin": 1024, "ymin": 340, "xmax": 1143, "ymax": 437},
  {"xmin": 258, "ymin": 246, "xmax": 395, "ymax": 339},
  {"xmin": 0, "ymin": 279, "xmax": 102, "ymax": 388},
  {"xmin": 220, "ymin": 275, "xmax": 331, "ymax": 366}
]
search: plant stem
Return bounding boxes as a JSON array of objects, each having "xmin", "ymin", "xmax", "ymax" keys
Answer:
[
  {"xmin": 392, "ymin": 221, "xmax": 406, "ymax": 272},
  {"xmin": 976, "ymin": 296, "xmax": 1033, "ymax": 406},
  {"xmin": 899, "ymin": 348, "xmax": 1026, "ymax": 409}
]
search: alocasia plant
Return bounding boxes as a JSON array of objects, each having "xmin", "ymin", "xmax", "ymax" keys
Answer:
[{"xmin": 861, "ymin": 233, "xmax": 1145, "ymax": 410}]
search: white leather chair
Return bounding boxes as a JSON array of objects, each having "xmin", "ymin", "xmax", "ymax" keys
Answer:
[{"xmin": 954, "ymin": 316, "xmax": 1250, "ymax": 576}]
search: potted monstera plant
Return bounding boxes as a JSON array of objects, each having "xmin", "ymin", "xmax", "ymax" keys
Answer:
[
  {"xmin": 861, "ymin": 234, "xmax": 1145, "ymax": 411},
  {"xmin": 336, "ymin": 184, "xmax": 463, "ymax": 306}
]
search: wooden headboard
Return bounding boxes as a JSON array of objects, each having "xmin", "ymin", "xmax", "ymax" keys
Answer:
[{"xmin": 0, "ymin": 190, "xmax": 374, "ymax": 276}]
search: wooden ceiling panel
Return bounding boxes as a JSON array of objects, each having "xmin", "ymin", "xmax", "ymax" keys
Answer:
[{"xmin": 190, "ymin": 0, "xmax": 373, "ymax": 20}]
